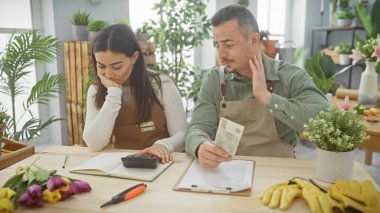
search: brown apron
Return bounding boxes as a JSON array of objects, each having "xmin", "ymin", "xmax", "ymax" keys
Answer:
[
  {"xmin": 218, "ymin": 63, "xmax": 294, "ymax": 158},
  {"xmin": 112, "ymin": 98, "xmax": 169, "ymax": 149}
]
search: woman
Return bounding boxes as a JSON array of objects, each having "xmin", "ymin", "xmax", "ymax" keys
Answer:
[{"xmin": 83, "ymin": 24, "xmax": 186, "ymax": 163}]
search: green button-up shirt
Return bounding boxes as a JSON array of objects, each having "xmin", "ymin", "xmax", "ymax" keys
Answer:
[{"xmin": 185, "ymin": 54, "xmax": 329, "ymax": 158}]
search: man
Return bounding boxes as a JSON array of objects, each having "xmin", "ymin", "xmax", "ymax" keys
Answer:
[{"xmin": 185, "ymin": 5, "xmax": 329, "ymax": 169}]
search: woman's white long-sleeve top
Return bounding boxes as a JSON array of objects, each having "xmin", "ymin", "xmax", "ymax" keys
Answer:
[{"xmin": 83, "ymin": 75, "xmax": 187, "ymax": 152}]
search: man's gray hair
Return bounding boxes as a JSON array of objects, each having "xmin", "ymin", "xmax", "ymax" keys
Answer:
[{"xmin": 211, "ymin": 4, "xmax": 259, "ymax": 38}]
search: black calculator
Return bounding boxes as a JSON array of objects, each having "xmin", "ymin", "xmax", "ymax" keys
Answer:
[{"xmin": 121, "ymin": 154, "xmax": 158, "ymax": 169}]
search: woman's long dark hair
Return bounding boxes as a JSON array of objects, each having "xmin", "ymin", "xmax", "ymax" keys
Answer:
[{"xmin": 91, "ymin": 24, "xmax": 161, "ymax": 123}]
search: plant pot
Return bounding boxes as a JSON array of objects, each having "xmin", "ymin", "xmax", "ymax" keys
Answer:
[
  {"xmin": 278, "ymin": 47, "xmax": 295, "ymax": 63},
  {"xmin": 260, "ymin": 40, "xmax": 278, "ymax": 59},
  {"xmin": 336, "ymin": 19, "xmax": 352, "ymax": 27},
  {"xmin": 88, "ymin": 31, "xmax": 98, "ymax": 41},
  {"xmin": 316, "ymin": 147, "xmax": 354, "ymax": 183},
  {"xmin": 339, "ymin": 54, "xmax": 350, "ymax": 65},
  {"xmin": 358, "ymin": 61, "xmax": 378, "ymax": 106},
  {"xmin": 72, "ymin": 25, "xmax": 89, "ymax": 41}
]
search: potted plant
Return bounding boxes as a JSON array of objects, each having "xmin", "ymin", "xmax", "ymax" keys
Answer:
[
  {"xmin": 0, "ymin": 30, "xmax": 65, "ymax": 142},
  {"xmin": 303, "ymin": 107, "xmax": 367, "ymax": 183},
  {"xmin": 87, "ymin": 19, "xmax": 109, "ymax": 41},
  {"xmin": 259, "ymin": 30, "xmax": 278, "ymax": 59},
  {"xmin": 350, "ymin": 36, "xmax": 380, "ymax": 105},
  {"xmin": 305, "ymin": 52, "xmax": 338, "ymax": 103},
  {"xmin": 334, "ymin": 43, "xmax": 352, "ymax": 65},
  {"xmin": 142, "ymin": 0, "xmax": 211, "ymax": 112},
  {"xmin": 336, "ymin": 9, "xmax": 356, "ymax": 27},
  {"xmin": 70, "ymin": 10, "xmax": 91, "ymax": 40}
]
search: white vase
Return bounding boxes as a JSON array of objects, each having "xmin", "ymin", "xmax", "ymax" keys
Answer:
[
  {"xmin": 316, "ymin": 147, "xmax": 354, "ymax": 183},
  {"xmin": 358, "ymin": 61, "xmax": 378, "ymax": 106},
  {"xmin": 336, "ymin": 19, "xmax": 352, "ymax": 27},
  {"xmin": 72, "ymin": 25, "xmax": 88, "ymax": 41}
]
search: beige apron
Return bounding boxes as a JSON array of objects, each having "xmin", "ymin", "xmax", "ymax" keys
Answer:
[
  {"xmin": 112, "ymin": 98, "xmax": 169, "ymax": 150},
  {"xmin": 218, "ymin": 63, "xmax": 294, "ymax": 158}
]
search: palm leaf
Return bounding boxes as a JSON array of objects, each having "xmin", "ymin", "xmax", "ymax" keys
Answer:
[
  {"xmin": 14, "ymin": 117, "xmax": 62, "ymax": 142},
  {"xmin": 26, "ymin": 73, "xmax": 65, "ymax": 108}
]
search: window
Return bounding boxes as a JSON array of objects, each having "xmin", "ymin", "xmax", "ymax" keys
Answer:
[
  {"xmin": 257, "ymin": 0, "xmax": 287, "ymax": 43},
  {"xmin": 0, "ymin": 0, "xmax": 38, "ymax": 140}
]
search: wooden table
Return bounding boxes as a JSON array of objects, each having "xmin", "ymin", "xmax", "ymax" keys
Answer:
[
  {"xmin": 332, "ymin": 97, "xmax": 380, "ymax": 165},
  {"xmin": 0, "ymin": 146, "xmax": 377, "ymax": 212}
]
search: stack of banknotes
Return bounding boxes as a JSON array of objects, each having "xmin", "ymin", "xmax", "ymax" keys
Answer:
[{"xmin": 215, "ymin": 117, "xmax": 245, "ymax": 156}]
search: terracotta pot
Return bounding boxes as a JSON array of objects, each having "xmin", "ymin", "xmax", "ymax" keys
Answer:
[{"xmin": 261, "ymin": 40, "xmax": 278, "ymax": 59}]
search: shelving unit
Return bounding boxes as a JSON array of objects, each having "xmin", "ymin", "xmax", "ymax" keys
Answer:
[{"xmin": 310, "ymin": 26, "xmax": 365, "ymax": 88}]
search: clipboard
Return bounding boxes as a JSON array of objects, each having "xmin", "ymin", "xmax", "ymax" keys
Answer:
[{"xmin": 173, "ymin": 159, "xmax": 255, "ymax": 196}]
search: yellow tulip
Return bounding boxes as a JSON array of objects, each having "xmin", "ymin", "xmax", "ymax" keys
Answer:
[
  {"xmin": 42, "ymin": 189, "xmax": 61, "ymax": 203},
  {"xmin": 0, "ymin": 188, "xmax": 15, "ymax": 200},
  {"xmin": 60, "ymin": 177, "xmax": 71, "ymax": 192},
  {"xmin": 0, "ymin": 198, "xmax": 14, "ymax": 213}
]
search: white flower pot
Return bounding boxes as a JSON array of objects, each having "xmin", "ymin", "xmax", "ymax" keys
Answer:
[
  {"xmin": 337, "ymin": 19, "xmax": 352, "ymax": 27},
  {"xmin": 72, "ymin": 25, "xmax": 88, "ymax": 41},
  {"xmin": 316, "ymin": 147, "xmax": 354, "ymax": 183},
  {"xmin": 339, "ymin": 54, "xmax": 350, "ymax": 65},
  {"xmin": 358, "ymin": 61, "xmax": 378, "ymax": 106}
]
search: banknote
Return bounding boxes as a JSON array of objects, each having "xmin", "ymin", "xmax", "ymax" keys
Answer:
[{"xmin": 215, "ymin": 117, "xmax": 245, "ymax": 156}]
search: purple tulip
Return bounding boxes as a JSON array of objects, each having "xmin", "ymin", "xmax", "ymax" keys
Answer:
[
  {"xmin": 72, "ymin": 181, "xmax": 91, "ymax": 193},
  {"xmin": 19, "ymin": 185, "xmax": 43, "ymax": 207},
  {"xmin": 47, "ymin": 176, "xmax": 67, "ymax": 191}
]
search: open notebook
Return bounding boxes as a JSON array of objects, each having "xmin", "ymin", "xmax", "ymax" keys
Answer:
[
  {"xmin": 174, "ymin": 159, "xmax": 255, "ymax": 196},
  {"xmin": 70, "ymin": 152, "xmax": 173, "ymax": 182}
]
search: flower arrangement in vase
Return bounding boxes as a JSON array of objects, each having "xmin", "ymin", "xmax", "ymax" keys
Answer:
[
  {"xmin": 350, "ymin": 35, "xmax": 380, "ymax": 105},
  {"xmin": 303, "ymin": 107, "xmax": 367, "ymax": 183}
]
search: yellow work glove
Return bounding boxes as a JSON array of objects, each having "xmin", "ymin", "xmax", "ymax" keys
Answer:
[
  {"xmin": 258, "ymin": 181, "xmax": 302, "ymax": 210},
  {"xmin": 329, "ymin": 179, "xmax": 380, "ymax": 213},
  {"xmin": 292, "ymin": 178, "xmax": 343, "ymax": 213}
]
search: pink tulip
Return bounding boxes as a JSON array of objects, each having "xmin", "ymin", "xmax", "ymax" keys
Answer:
[
  {"xmin": 19, "ymin": 185, "xmax": 43, "ymax": 207},
  {"xmin": 47, "ymin": 176, "xmax": 67, "ymax": 191},
  {"xmin": 72, "ymin": 181, "xmax": 92, "ymax": 193}
]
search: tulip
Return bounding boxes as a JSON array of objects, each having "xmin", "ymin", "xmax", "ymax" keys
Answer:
[
  {"xmin": 19, "ymin": 185, "xmax": 43, "ymax": 207},
  {"xmin": 42, "ymin": 189, "xmax": 61, "ymax": 204},
  {"xmin": 72, "ymin": 181, "xmax": 91, "ymax": 193},
  {"xmin": 0, "ymin": 198, "xmax": 14, "ymax": 213},
  {"xmin": 47, "ymin": 176, "xmax": 67, "ymax": 191},
  {"xmin": 0, "ymin": 188, "xmax": 16, "ymax": 200},
  {"xmin": 373, "ymin": 44, "xmax": 380, "ymax": 60}
]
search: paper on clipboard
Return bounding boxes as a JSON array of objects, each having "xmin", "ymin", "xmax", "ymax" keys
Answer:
[{"xmin": 174, "ymin": 159, "xmax": 254, "ymax": 196}]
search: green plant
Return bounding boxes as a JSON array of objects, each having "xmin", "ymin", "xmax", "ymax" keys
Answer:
[
  {"xmin": 238, "ymin": 0, "xmax": 250, "ymax": 7},
  {"xmin": 305, "ymin": 52, "xmax": 338, "ymax": 94},
  {"xmin": 355, "ymin": 0, "xmax": 380, "ymax": 37},
  {"xmin": 143, "ymin": 0, "xmax": 211, "ymax": 109},
  {"xmin": 70, "ymin": 10, "xmax": 91, "ymax": 26},
  {"xmin": 336, "ymin": 10, "xmax": 356, "ymax": 19},
  {"xmin": 0, "ymin": 30, "xmax": 65, "ymax": 142},
  {"xmin": 0, "ymin": 102, "xmax": 8, "ymax": 123},
  {"xmin": 87, "ymin": 20, "xmax": 109, "ymax": 32},
  {"xmin": 335, "ymin": 43, "xmax": 352, "ymax": 54},
  {"xmin": 303, "ymin": 107, "xmax": 367, "ymax": 152},
  {"xmin": 115, "ymin": 17, "xmax": 130, "ymax": 25}
]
